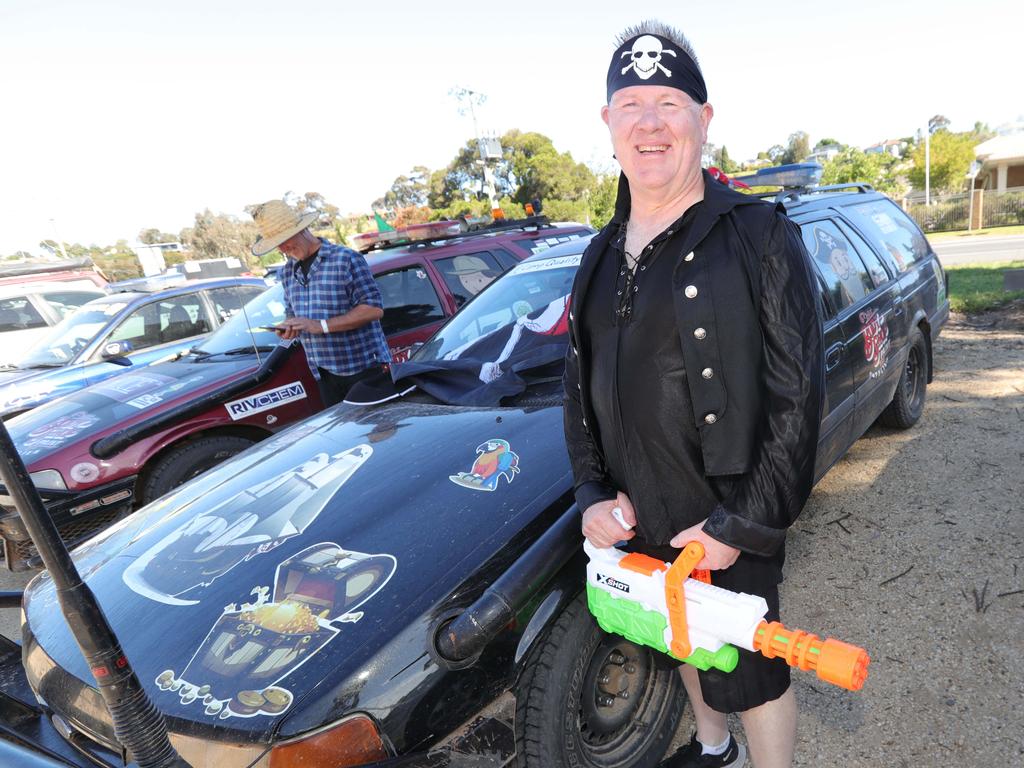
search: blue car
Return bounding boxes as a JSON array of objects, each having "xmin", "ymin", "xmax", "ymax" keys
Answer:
[{"xmin": 0, "ymin": 277, "xmax": 267, "ymax": 418}]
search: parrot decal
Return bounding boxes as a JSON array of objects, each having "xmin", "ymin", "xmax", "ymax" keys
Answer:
[{"xmin": 449, "ymin": 438, "xmax": 520, "ymax": 492}]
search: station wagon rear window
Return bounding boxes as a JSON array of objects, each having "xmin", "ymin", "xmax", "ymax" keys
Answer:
[{"xmin": 846, "ymin": 199, "xmax": 929, "ymax": 273}]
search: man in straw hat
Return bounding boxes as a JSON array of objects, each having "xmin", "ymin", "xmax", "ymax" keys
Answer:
[
  {"xmin": 251, "ymin": 200, "xmax": 390, "ymax": 406},
  {"xmin": 563, "ymin": 21, "xmax": 823, "ymax": 768}
]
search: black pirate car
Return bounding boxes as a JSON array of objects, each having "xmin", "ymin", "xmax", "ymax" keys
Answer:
[{"xmin": 0, "ymin": 176, "xmax": 947, "ymax": 768}]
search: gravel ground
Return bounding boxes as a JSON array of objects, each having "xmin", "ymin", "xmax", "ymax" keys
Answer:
[
  {"xmin": 668, "ymin": 307, "xmax": 1024, "ymax": 766},
  {"xmin": 1, "ymin": 308, "xmax": 1021, "ymax": 767}
]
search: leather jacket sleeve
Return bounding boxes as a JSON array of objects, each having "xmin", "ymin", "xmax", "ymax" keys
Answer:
[
  {"xmin": 563, "ymin": 317, "xmax": 616, "ymax": 513},
  {"xmin": 703, "ymin": 212, "xmax": 824, "ymax": 556}
]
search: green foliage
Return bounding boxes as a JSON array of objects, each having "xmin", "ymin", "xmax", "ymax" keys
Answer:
[
  {"xmin": 374, "ymin": 167, "xmax": 431, "ymax": 212},
  {"xmin": 589, "ymin": 173, "xmax": 619, "ymax": 230},
  {"xmin": 821, "ymin": 147, "xmax": 905, "ymax": 196},
  {"xmin": 717, "ymin": 146, "xmax": 738, "ymax": 174},
  {"xmin": 179, "ymin": 209, "xmax": 260, "ymax": 271},
  {"xmin": 945, "ymin": 260, "xmax": 1024, "ymax": 313},
  {"xmin": 138, "ymin": 228, "xmax": 178, "ymax": 244},
  {"xmin": 908, "ymin": 130, "xmax": 976, "ymax": 192},
  {"xmin": 781, "ymin": 131, "xmax": 810, "ymax": 164}
]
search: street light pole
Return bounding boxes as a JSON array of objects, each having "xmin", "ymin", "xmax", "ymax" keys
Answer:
[{"xmin": 924, "ymin": 126, "xmax": 931, "ymax": 207}]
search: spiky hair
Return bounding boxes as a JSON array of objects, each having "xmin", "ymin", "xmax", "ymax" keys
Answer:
[{"xmin": 615, "ymin": 20, "xmax": 701, "ymax": 73}]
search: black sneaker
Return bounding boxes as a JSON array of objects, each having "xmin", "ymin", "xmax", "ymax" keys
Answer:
[{"xmin": 659, "ymin": 733, "xmax": 746, "ymax": 768}]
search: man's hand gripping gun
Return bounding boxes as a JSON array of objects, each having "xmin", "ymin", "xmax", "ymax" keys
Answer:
[{"xmin": 584, "ymin": 540, "xmax": 870, "ymax": 691}]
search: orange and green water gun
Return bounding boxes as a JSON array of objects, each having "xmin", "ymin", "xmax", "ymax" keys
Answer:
[{"xmin": 585, "ymin": 539, "xmax": 869, "ymax": 691}]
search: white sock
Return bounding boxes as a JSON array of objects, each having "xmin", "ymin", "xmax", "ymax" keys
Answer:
[{"xmin": 700, "ymin": 734, "xmax": 731, "ymax": 756}]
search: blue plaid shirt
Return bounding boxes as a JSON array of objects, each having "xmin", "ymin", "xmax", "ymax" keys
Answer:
[{"xmin": 282, "ymin": 239, "xmax": 391, "ymax": 378}]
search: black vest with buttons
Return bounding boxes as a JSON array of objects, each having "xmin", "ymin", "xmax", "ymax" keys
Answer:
[{"xmin": 569, "ymin": 171, "xmax": 781, "ymax": 477}]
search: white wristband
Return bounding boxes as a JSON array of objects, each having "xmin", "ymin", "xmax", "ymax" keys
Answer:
[{"xmin": 320, "ymin": 319, "xmax": 329, "ymax": 334}]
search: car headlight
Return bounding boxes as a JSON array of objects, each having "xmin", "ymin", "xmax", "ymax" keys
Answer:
[
  {"xmin": 29, "ymin": 470, "xmax": 67, "ymax": 491},
  {"xmin": 268, "ymin": 714, "xmax": 388, "ymax": 767},
  {"xmin": 167, "ymin": 714, "xmax": 388, "ymax": 768}
]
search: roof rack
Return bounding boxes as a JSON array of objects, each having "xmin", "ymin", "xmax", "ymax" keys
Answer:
[{"xmin": 353, "ymin": 214, "xmax": 553, "ymax": 254}]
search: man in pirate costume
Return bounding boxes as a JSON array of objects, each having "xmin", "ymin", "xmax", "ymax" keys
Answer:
[{"xmin": 564, "ymin": 21, "xmax": 824, "ymax": 768}]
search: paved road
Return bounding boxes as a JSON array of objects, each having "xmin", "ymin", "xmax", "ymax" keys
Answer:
[{"xmin": 931, "ymin": 233, "xmax": 1024, "ymax": 266}]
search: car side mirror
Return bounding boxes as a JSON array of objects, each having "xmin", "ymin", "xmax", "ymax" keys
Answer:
[{"xmin": 102, "ymin": 341, "xmax": 134, "ymax": 365}]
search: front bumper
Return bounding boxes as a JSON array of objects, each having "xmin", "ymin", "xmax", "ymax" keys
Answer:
[{"xmin": 0, "ymin": 475, "xmax": 136, "ymax": 570}]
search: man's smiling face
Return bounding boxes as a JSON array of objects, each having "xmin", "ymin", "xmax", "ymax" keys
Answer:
[{"xmin": 602, "ymin": 85, "xmax": 712, "ymax": 200}]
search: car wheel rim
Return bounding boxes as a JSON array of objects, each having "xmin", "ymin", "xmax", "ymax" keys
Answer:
[
  {"xmin": 578, "ymin": 637, "xmax": 653, "ymax": 755},
  {"xmin": 904, "ymin": 345, "xmax": 924, "ymax": 413}
]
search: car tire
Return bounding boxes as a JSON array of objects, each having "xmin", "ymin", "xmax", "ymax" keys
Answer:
[
  {"xmin": 141, "ymin": 435, "xmax": 255, "ymax": 504},
  {"xmin": 515, "ymin": 590, "xmax": 685, "ymax": 768},
  {"xmin": 879, "ymin": 326, "xmax": 928, "ymax": 429}
]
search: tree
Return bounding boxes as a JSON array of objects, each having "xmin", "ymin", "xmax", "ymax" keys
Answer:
[
  {"xmin": 928, "ymin": 114, "xmax": 951, "ymax": 134},
  {"xmin": 765, "ymin": 144, "xmax": 786, "ymax": 163},
  {"xmin": 180, "ymin": 209, "xmax": 260, "ymax": 270},
  {"xmin": 588, "ymin": 173, "xmax": 619, "ymax": 229},
  {"xmin": 782, "ymin": 131, "xmax": 811, "ymax": 164},
  {"xmin": 815, "ymin": 137, "xmax": 842, "ymax": 150},
  {"xmin": 821, "ymin": 148, "xmax": 904, "ymax": 196},
  {"xmin": 717, "ymin": 145, "xmax": 739, "ymax": 174},
  {"xmin": 138, "ymin": 228, "xmax": 178, "ymax": 244},
  {"xmin": 376, "ymin": 166, "xmax": 432, "ymax": 212},
  {"xmin": 908, "ymin": 130, "xmax": 976, "ymax": 192}
]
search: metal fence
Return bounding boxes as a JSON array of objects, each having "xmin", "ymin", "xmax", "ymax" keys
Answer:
[
  {"xmin": 904, "ymin": 193, "xmax": 969, "ymax": 233},
  {"xmin": 903, "ymin": 187, "xmax": 1024, "ymax": 233},
  {"xmin": 981, "ymin": 187, "xmax": 1024, "ymax": 228}
]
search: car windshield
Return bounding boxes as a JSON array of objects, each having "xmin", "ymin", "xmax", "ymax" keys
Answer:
[
  {"xmin": 413, "ymin": 253, "xmax": 581, "ymax": 364},
  {"xmin": 16, "ymin": 300, "xmax": 127, "ymax": 368},
  {"xmin": 192, "ymin": 283, "xmax": 282, "ymax": 357}
]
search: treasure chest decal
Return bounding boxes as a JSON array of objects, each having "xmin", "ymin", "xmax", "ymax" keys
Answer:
[
  {"xmin": 124, "ymin": 444, "xmax": 373, "ymax": 605},
  {"xmin": 156, "ymin": 541, "xmax": 397, "ymax": 720}
]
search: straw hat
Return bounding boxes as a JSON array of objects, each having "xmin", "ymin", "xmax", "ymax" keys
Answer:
[{"xmin": 250, "ymin": 200, "xmax": 317, "ymax": 257}]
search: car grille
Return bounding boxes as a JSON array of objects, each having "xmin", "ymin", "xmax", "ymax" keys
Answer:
[{"xmin": 4, "ymin": 503, "xmax": 130, "ymax": 570}]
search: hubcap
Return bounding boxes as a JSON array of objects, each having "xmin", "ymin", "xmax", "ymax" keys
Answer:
[{"xmin": 580, "ymin": 639, "xmax": 649, "ymax": 745}]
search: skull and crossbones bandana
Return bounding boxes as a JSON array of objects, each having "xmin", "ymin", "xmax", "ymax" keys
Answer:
[{"xmin": 606, "ymin": 33, "xmax": 707, "ymax": 104}]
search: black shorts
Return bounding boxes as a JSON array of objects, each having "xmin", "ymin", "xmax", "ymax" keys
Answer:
[{"xmin": 624, "ymin": 540, "xmax": 790, "ymax": 714}]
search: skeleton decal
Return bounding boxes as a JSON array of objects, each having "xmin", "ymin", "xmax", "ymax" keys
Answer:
[{"xmin": 621, "ymin": 35, "xmax": 677, "ymax": 80}]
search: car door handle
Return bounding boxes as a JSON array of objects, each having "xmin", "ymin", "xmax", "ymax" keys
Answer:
[
  {"xmin": 825, "ymin": 342, "xmax": 844, "ymax": 372},
  {"xmin": 893, "ymin": 295, "xmax": 905, "ymax": 316}
]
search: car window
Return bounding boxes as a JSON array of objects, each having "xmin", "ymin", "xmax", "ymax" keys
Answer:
[
  {"xmin": 17, "ymin": 302, "xmax": 124, "ymax": 366},
  {"xmin": 375, "ymin": 266, "xmax": 446, "ymax": 336},
  {"xmin": 846, "ymin": 199, "xmax": 929, "ymax": 273},
  {"xmin": 835, "ymin": 221, "xmax": 891, "ymax": 288},
  {"xmin": 434, "ymin": 251, "xmax": 503, "ymax": 308},
  {"xmin": 109, "ymin": 295, "xmax": 210, "ymax": 350},
  {"xmin": 0, "ymin": 297, "xmax": 47, "ymax": 332},
  {"xmin": 415, "ymin": 255, "xmax": 579, "ymax": 363},
  {"xmin": 206, "ymin": 285, "xmax": 265, "ymax": 323},
  {"xmin": 491, "ymin": 247, "xmax": 520, "ymax": 271},
  {"xmin": 800, "ymin": 220, "xmax": 874, "ymax": 314},
  {"xmin": 39, "ymin": 291, "xmax": 104, "ymax": 319}
]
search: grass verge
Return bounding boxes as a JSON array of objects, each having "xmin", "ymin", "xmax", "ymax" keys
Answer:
[
  {"xmin": 945, "ymin": 260, "xmax": 1024, "ymax": 313},
  {"xmin": 929, "ymin": 224, "xmax": 1024, "ymax": 240}
]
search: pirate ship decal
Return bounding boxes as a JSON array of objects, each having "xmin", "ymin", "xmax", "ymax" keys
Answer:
[
  {"xmin": 124, "ymin": 444, "xmax": 372, "ymax": 605},
  {"xmin": 449, "ymin": 439, "xmax": 520, "ymax": 491},
  {"xmin": 154, "ymin": 542, "xmax": 397, "ymax": 720}
]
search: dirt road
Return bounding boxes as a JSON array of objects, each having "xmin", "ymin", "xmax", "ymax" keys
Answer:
[{"xmin": 697, "ymin": 308, "xmax": 1024, "ymax": 766}]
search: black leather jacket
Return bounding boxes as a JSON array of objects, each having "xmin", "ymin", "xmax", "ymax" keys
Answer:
[{"xmin": 563, "ymin": 172, "xmax": 824, "ymax": 556}]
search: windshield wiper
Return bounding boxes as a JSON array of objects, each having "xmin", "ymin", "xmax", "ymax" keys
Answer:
[
  {"xmin": 204, "ymin": 345, "xmax": 277, "ymax": 357},
  {"xmin": 0, "ymin": 364, "xmax": 17, "ymax": 371},
  {"xmin": 22, "ymin": 362, "xmax": 64, "ymax": 369},
  {"xmin": 188, "ymin": 348, "xmax": 212, "ymax": 358}
]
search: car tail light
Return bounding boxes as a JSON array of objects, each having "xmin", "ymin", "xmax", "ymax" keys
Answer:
[{"xmin": 268, "ymin": 714, "xmax": 388, "ymax": 767}]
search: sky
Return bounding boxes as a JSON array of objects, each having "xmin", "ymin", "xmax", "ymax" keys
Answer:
[{"xmin": 0, "ymin": 0, "xmax": 1018, "ymax": 255}]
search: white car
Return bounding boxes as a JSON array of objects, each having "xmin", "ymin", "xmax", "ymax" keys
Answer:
[{"xmin": 0, "ymin": 283, "xmax": 107, "ymax": 366}]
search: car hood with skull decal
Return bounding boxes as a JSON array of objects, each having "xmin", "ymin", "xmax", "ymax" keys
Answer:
[{"xmin": 20, "ymin": 395, "xmax": 572, "ymax": 747}]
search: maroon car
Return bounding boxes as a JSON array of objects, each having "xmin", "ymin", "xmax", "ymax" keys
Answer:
[{"xmin": 0, "ymin": 216, "xmax": 593, "ymax": 568}]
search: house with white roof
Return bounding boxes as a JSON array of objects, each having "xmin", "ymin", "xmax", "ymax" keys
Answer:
[{"xmin": 974, "ymin": 134, "xmax": 1024, "ymax": 192}]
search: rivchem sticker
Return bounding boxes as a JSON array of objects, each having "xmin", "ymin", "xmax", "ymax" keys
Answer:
[
  {"xmin": 154, "ymin": 542, "xmax": 396, "ymax": 720},
  {"xmin": 123, "ymin": 444, "xmax": 372, "ymax": 605},
  {"xmin": 225, "ymin": 382, "xmax": 307, "ymax": 420},
  {"xmin": 449, "ymin": 439, "xmax": 520, "ymax": 492}
]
